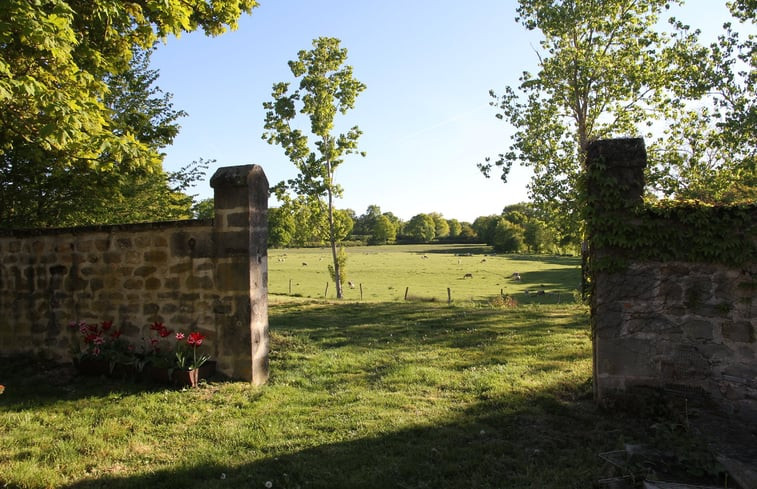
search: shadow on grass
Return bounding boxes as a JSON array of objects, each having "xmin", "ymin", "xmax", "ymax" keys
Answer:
[
  {"xmin": 54, "ymin": 385, "xmax": 619, "ymax": 489},
  {"xmin": 2, "ymin": 302, "xmax": 729, "ymax": 488},
  {"xmin": 268, "ymin": 301, "xmax": 586, "ymax": 353}
]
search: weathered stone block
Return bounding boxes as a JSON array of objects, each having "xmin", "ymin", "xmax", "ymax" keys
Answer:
[
  {"xmin": 214, "ymin": 230, "xmax": 249, "ymax": 257},
  {"xmin": 89, "ymin": 278, "xmax": 104, "ymax": 292},
  {"xmin": 134, "ymin": 266, "xmax": 157, "ymax": 277},
  {"xmin": 94, "ymin": 239, "xmax": 109, "ymax": 252},
  {"xmin": 144, "ymin": 250, "xmax": 167, "ymax": 263},
  {"xmin": 216, "ymin": 262, "xmax": 249, "ymax": 291},
  {"xmin": 145, "ymin": 277, "xmax": 161, "ymax": 290},
  {"xmin": 186, "ymin": 276, "xmax": 213, "ymax": 290},
  {"xmin": 169, "ymin": 262, "xmax": 192, "ymax": 274},
  {"xmin": 164, "ymin": 277, "xmax": 180, "ymax": 290},
  {"xmin": 170, "ymin": 231, "xmax": 213, "ymax": 258},
  {"xmin": 123, "ymin": 278, "xmax": 144, "ymax": 290},
  {"xmin": 226, "ymin": 211, "xmax": 250, "ymax": 228},
  {"xmin": 723, "ymin": 321, "xmax": 754, "ymax": 343},
  {"xmin": 683, "ymin": 320, "xmax": 714, "ymax": 341},
  {"xmin": 116, "ymin": 238, "xmax": 132, "ymax": 249}
]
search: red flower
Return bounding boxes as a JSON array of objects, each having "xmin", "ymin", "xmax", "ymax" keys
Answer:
[
  {"xmin": 101, "ymin": 320, "xmax": 113, "ymax": 331},
  {"xmin": 158, "ymin": 327, "xmax": 172, "ymax": 338},
  {"xmin": 111, "ymin": 330, "xmax": 122, "ymax": 339},
  {"xmin": 150, "ymin": 321, "xmax": 164, "ymax": 331},
  {"xmin": 187, "ymin": 332, "xmax": 205, "ymax": 346}
]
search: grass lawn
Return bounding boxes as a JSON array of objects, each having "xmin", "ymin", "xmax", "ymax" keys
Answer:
[
  {"xmin": 0, "ymin": 249, "xmax": 720, "ymax": 488},
  {"xmin": 269, "ymin": 244, "xmax": 581, "ymax": 304}
]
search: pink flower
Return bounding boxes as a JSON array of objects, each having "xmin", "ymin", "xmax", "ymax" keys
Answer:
[
  {"xmin": 175, "ymin": 332, "xmax": 185, "ymax": 340},
  {"xmin": 187, "ymin": 332, "xmax": 205, "ymax": 346}
]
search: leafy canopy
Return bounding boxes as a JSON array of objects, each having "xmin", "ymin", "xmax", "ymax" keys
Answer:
[
  {"xmin": 0, "ymin": 0, "xmax": 257, "ymax": 170},
  {"xmin": 479, "ymin": 0, "xmax": 713, "ymax": 239}
]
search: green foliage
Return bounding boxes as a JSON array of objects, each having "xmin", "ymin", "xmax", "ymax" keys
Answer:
[
  {"xmin": 472, "ymin": 215, "xmax": 498, "ymax": 244},
  {"xmin": 192, "ymin": 198, "xmax": 214, "ymax": 220},
  {"xmin": 651, "ymin": 2, "xmax": 756, "ymax": 202},
  {"xmin": 268, "ymin": 206, "xmax": 295, "ymax": 247},
  {"xmin": 0, "ymin": 47, "xmax": 208, "ymax": 228},
  {"xmin": 327, "ymin": 246, "xmax": 348, "ymax": 287},
  {"xmin": 405, "ymin": 213, "xmax": 437, "ymax": 242},
  {"xmin": 447, "ymin": 218, "xmax": 462, "ymax": 238},
  {"xmin": 492, "ymin": 218, "xmax": 525, "ymax": 253},
  {"xmin": 0, "ymin": 0, "xmax": 256, "ymax": 172},
  {"xmin": 263, "ymin": 37, "xmax": 365, "ymax": 298},
  {"xmin": 430, "ymin": 212, "xmax": 450, "ymax": 239},
  {"xmin": 371, "ymin": 214, "xmax": 397, "ymax": 244},
  {"xmin": 480, "ymin": 0, "xmax": 754, "ymax": 239},
  {"xmin": 584, "ymin": 156, "xmax": 757, "ymax": 272}
]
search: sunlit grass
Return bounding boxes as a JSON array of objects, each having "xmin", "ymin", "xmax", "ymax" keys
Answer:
[
  {"xmin": 269, "ymin": 244, "xmax": 581, "ymax": 303},
  {"xmin": 0, "ymin": 299, "xmax": 642, "ymax": 489}
]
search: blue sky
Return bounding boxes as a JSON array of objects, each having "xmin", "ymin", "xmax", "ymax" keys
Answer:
[{"xmin": 150, "ymin": 0, "xmax": 736, "ymax": 223}]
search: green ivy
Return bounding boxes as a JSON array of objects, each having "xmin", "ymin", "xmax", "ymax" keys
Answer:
[{"xmin": 583, "ymin": 157, "xmax": 756, "ymax": 273}]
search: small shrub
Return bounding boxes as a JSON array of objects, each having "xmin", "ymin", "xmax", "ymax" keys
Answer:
[{"xmin": 490, "ymin": 294, "xmax": 518, "ymax": 308}]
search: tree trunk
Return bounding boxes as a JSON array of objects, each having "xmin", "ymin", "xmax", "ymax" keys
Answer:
[{"xmin": 327, "ymin": 184, "xmax": 343, "ymax": 299}]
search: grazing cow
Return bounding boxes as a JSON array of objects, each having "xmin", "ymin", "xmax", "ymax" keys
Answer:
[
  {"xmin": 302, "ymin": 262, "xmax": 308, "ymax": 266},
  {"xmin": 421, "ymin": 255, "xmax": 429, "ymax": 259},
  {"xmin": 348, "ymin": 281, "xmax": 356, "ymax": 289},
  {"xmin": 480, "ymin": 258, "xmax": 487, "ymax": 263},
  {"xmin": 463, "ymin": 273, "xmax": 473, "ymax": 279},
  {"xmin": 511, "ymin": 272, "xmax": 521, "ymax": 281}
]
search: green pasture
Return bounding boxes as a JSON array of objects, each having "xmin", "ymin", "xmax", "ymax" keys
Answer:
[
  {"xmin": 270, "ymin": 244, "xmax": 581, "ymax": 303},
  {"xmin": 0, "ymin": 299, "xmax": 720, "ymax": 488},
  {"xmin": 1, "ymin": 250, "xmax": 722, "ymax": 488}
]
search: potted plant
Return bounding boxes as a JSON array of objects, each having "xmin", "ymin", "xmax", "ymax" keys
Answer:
[
  {"xmin": 173, "ymin": 331, "xmax": 213, "ymax": 387},
  {"xmin": 69, "ymin": 320, "xmax": 126, "ymax": 376}
]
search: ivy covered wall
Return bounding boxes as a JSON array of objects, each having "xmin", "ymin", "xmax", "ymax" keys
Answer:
[{"xmin": 587, "ymin": 138, "xmax": 756, "ymax": 422}]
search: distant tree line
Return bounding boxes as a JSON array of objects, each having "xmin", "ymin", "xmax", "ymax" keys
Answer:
[{"xmin": 228, "ymin": 199, "xmax": 570, "ymax": 254}]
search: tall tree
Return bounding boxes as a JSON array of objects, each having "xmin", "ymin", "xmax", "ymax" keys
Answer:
[
  {"xmin": 0, "ymin": 47, "xmax": 202, "ymax": 228},
  {"xmin": 479, "ymin": 0, "xmax": 704, "ymax": 240},
  {"xmin": 0, "ymin": 0, "xmax": 257, "ymax": 173},
  {"xmin": 263, "ymin": 37, "xmax": 366, "ymax": 299},
  {"xmin": 372, "ymin": 214, "xmax": 397, "ymax": 244},
  {"xmin": 405, "ymin": 214, "xmax": 436, "ymax": 243},
  {"xmin": 652, "ymin": 2, "xmax": 756, "ymax": 202}
]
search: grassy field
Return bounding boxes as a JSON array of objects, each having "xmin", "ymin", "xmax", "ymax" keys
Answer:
[
  {"xmin": 0, "ymin": 249, "xmax": 721, "ymax": 488},
  {"xmin": 270, "ymin": 244, "xmax": 582, "ymax": 303}
]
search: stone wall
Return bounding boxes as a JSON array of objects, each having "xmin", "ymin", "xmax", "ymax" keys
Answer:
[
  {"xmin": 588, "ymin": 139, "xmax": 756, "ymax": 422},
  {"xmin": 0, "ymin": 165, "xmax": 269, "ymax": 384}
]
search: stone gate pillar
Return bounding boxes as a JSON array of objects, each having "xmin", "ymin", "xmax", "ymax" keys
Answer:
[
  {"xmin": 585, "ymin": 138, "xmax": 647, "ymax": 401},
  {"xmin": 210, "ymin": 165, "xmax": 269, "ymax": 385}
]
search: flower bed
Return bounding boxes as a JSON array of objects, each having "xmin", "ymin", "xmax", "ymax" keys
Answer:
[{"xmin": 69, "ymin": 320, "xmax": 213, "ymax": 387}]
